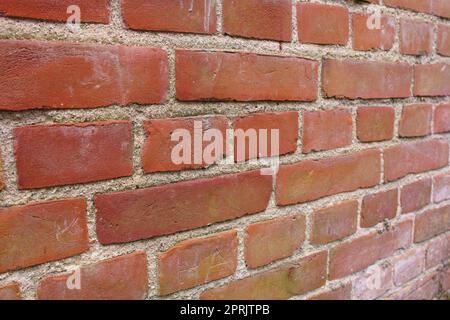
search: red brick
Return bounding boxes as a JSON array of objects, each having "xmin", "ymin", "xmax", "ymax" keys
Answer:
[
  {"xmin": 384, "ymin": 0, "xmax": 432, "ymax": 14},
  {"xmin": 400, "ymin": 18, "xmax": 433, "ymax": 56},
  {"xmin": 37, "ymin": 252, "xmax": 148, "ymax": 300},
  {"xmin": 14, "ymin": 121, "xmax": 133, "ymax": 189},
  {"xmin": 142, "ymin": 116, "xmax": 227, "ymax": 173},
  {"xmin": 433, "ymin": 173, "xmax": 450, "ymax": 203},
  {"xmin": 0, "ymin": 282, "xmax": 21, "ymax": 300},
  {"xmin": 176, "ymin": 50, "xmax": 318, "ymax": 102},
  {"xmin": 393, "ymin": 247, "xmax": 425, "ymax": 286},
  {"xmin": 432, "ymin": 0, "xmax": 450, "ymax": 18},
  {"xmin": 223, "ymin": 0, "xmax": 291, "ymax": 41},
  {"xmin": 276, "ymin": 149, "xmax": 381, "ymax": 206},
  {"xmin": 329, "ymin": 219, "xmax": 413, "ymax": 279},
  {"xmin": 399, "ymin": 104, "xmax": 432, "ymax": 137},
  {"xmin": 352, "ymin": 13, "xmax": 395, "ymax": 51},
  {"xmin": 356, "ymin": 107, "xmax": 395, "ymax": 142},
  {"xmin": 384, "ymin": 139, "xmax": 449, "ymax": 182},
  {"xmin": 158, "ymin": 231, "xmax": 237, "ymax": 295},
  {"xmin": 414, "ymin": 63, "xmax": 450, "ymax": 97},
  {"xmin": 322, "ymin": 59, "xmax": 412, "ymax": 99},
  {"xmin": 121, "ymin": 0, "xmax": 216, "ymax": 34},
  {"xmin": 386, "ymin": 273, "xmax": 439, "ymax": 300},
  {"xmin": 302, "ymin": 109, "xmax": 352, "ymax": 153},
  {"xmin": 442, "ymin": 268, "xmax": 450, "ymax": 291},
  {"xmin": 434, "ymin": 103, "xmax": 450, "ymax": 133},
  {"xmin": 361, "ymin": 189, "xmax": 398, "ymax": 228},
  {"xmin": 233, "ymin": 112, "xmax": 298, "ymax": 162},
  {"xmin": 308, "ymin": 283, "xmax": 352, "ymax": 300},
  {"xmin": 353, "ymin": 263, "xmax": 393, "ymax": 300},
  {"xmin": 437, "ymin": 24, "xmax": 450, "ymax": 57},
  {"xmin": 401, "ymin": 178, "xmax": 432, "ymax": 214},
  {"xmin": 425, "ymin": 235, "xmax": 449, "ymax": 269},
  {"xmin": 297, "ymin": 3, "xmax": 349, "ymax": 45},
  {"xmin": 0, "ymin": 198, "xmax": 89, "ymax": 273},
  {"xmin": 0, "ymin": 40, "xmax": 168, "ymax": 110},
  {"xmin": 245, "ymin": 215, "xmax": 306, "ymax": 269},
  {"xmin": 311, "ymin": 200, "xmax": 358, "ymax": 245},
  {"xmin": 200, "ymin": 251, "xmax": 327, "ymax": 300},
  {"xmin": 414, "ymin": 205, "xmax": 450, "ymax": 243},
  {"xmin": 95, "ymin": 170, "xmax": 272, "ymax": 244},
  {"xmin": 0, "ymin": 0, "xmax": 109, "ymax": 23}
]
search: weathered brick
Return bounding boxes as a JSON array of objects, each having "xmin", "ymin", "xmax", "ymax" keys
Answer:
[
  {"xmin": 311, "ymin": 200, "xmax": 358, "ymax": 245},
  {"xmin": 414, "ymin": 63, "xmax": 450, "ymax": 97},
  {"xmin": 399, "ymin": 104, "xmax": 432, "ymax": 137},
  {"xmin": 401, "ymin": 178, "xmax": 432, "ymax": 214},
  {"xmin": 14, "ymin": 121, "xmax": 133, "ymax": 189},
  {"xmin": 158, "ymin": 231, "xmax": 237, "ymax": 295},
  {"xmin": 414, "ymin": 205, "xmax": 450, "ymax": 243},
  {"xmin": 329, "ymin": 220, "xmax": 413, "ymax": 279},
  {"xmin": 176, "ymin": 50, "xmax": 318, "ymax": 102},
  {"xmin": 425, "ymin": 235, "xmax": 449, "ymax": 269},
  {"xmin": 433, "ymin": 172, "xmax": 450, "ymax": 203},
  {"xmin": 233, "ymin": 112, "xmax": 298, "ymax": 162},
  {"xmin": 437, "ymin": 24, "xmax": 450, "ymax": 57},
  {"xmin": 392, "ymin": 247, "xmax": 425, "ymax": 286},
  {"xmin": 386, "ymin": 273, "xmax": 439, "ymax": 300},
  {"xmin": 200, "ymin": 251, "xmax": 327, "ymax": 300},
  {"xmin": 352, "ymin": 13, "xmax": 395, "ymax": 51},
  {"xmin": 95, "ymin": 170, "xmax": 272, "ymax": 244},
  {"xmin": 400, "ymin": 18, "xmax": 433, "ymax": 56},
  {"xmin": 121, "ymin": 0, "xmax": 216, "ymax": 34},
  {"xmin": 434, "ymin": 103, "xmax": 450, "ymax": 133},
  {"xmin": 384, "ymin": 140, "xmax": 449, "ymax": 182},
  {"xmin": 223, "ymin": 0, "xmax": 291, "ymax": 41},
  {"xmin": 0, "ymin": 282, "xmax": 21, "ymax": 300},
  {"xmin": 323, "ymin": 59, "xmax": 412, "ymax": 99},
  {"xmin": 0, "ymin": 40, "xmax": 168, "ymax": 110},
  {"xmin": 384, "ymin": 0, "xmax": 432, "ymax": 14},
  {"xmin": 432, "ymin": 0, "xmax": 450, "ymax": 18},
  {"xmin": 297, "ymin": 3, "xmax": 349, "ymax": 45},
  {"xmin": 308, "ymin": 283, "xmax": 352, "ymax": 300},
  {"xmin": 0, "ymin": 0, "xmax": 109, "ymax": 23},
  {"xmin": 356, "ymin": 107, "xmax": 395, "ymax": 142},
  {"xmin": 141, "ymin": 116, "xmax": 227, "ymax": 173},
  {"xmin": 361, "ymin": 189, "xmax": 398, "ymax": 228},
  {"xmin": 353, "ymin": 263, "xmax": 393, "ymax": 300},
  {"xmin": 37, "ymin": 252, "xmax": 148, "ymax": 300},
  {"xmin": 302, "ymin": 109, "xmax": 352, "ymax": 153},
  {"xmin": 245, "ymin": 215, "xmax": 306, "ymax": 269},
  {"xmin": 0, "ymin": 198, "xmax": 89, "ymax": 273},
  {"xmin": 276, "ymin": 149, "xmax": 381, "ymax": 206}
]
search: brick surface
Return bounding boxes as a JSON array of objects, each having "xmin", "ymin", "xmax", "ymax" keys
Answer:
[
  {"xmin": 400, "ymin": 18, "xmax": 433, "ymax": 56},
  {"xmin": 352, "ymin": 13, "xmax": 395, "ymax": 51},
  {"xmin": 308, "ymin": 283, "xmax": 351, "ymax": 300},
  {"xmin": 425, "ymin": 235, "xmax": 449, "ymax": 269},
  {"xmin": 37, "ymin": 252, "xmax": 148, "ymax": 300},
  {"xmin": 361, "ymin": 189, "xmax": 398, "ymax": 228},
  {"xmin": 414, "ymin": 205, "xmax": 450, "ymax": 243},
  {"xmin": 158, "ymin": 231, "xmax": 237, "ymax": 295},
  {"xmin": 384, "ymin": 139, "xmax": 449, "ymax": 182},
  {"xmin": 302, "ymin": 109, "xmax": 352, "ymax": 153},
  {"xmin": 399, "ymin": 104, "xmax": 432, "ymax": 137},
  {"xmin": 353, "ymin": 263, "xmax": 393, "ymax": 300},
  {"xmin": 176, "ymin": 50, "xmax": 318, "ymax": 102},
  {"xmin": 200, "ymin": 251, "xmax": 327, "ymax": 300},
  {"xmin": 95, "ymin": 170, "xmax": 272, "ymax": 244},
  {"xmin": 121, "ymin": 0, "xmax": 216, "ymax": 34},
  {"xmin": 414, "ymin": 63, "xmax": 450, "ymax": 97},
  {"xmin": 0, "ymin": 198, "xmax": 89, "ymax": 273},
  {"xmin": 0, "ymin": 40, "xmax": 168, "ymax": 110},
  {"xmin": 393, "ymin": 247, "xmax": 426, "ymax": 286},
  {"xmin": 437, "ymin": 24, "xmax": 450, "ymax": 57},
  {"xmin": 0, "ymin": 0, "xmax": 109, "ymax": 23},
  {"xmin": 14, "ymin": 121, "xmax": 133, "ymax": 189},
  {"xmin": 0, "ymin": 282, "xmax": 21, "ymax": 300},
  {"xmin": 401, "ymin": 178, "xmax": 432, "ymax": 214},
  {"xmin": 297, "ymin": 3, "xmax": 349, "ymax": 45},
  {"xmin": 311, "ymin": 200, "xmax": 358, "ymax": 245},
  {"xmin": 277, "ymin": 149, "xmax": 381, "ymax": 206},
  {"xmin": 223, "ymin": 0, "xmax": 291, "ymax": 41},
  {"xmin": 356, "ymin": 107, "xmax": 395, "ymax": 142},
  {"xmin": 434, "ymin": 103, "xmax": 450, "ymax": 133},
  {"xmin": 323, "ymin": 59, "xmax": 412, "ymax": 99},
  {"xmin": 433, "ymin": 173, "xmax": 450, "ymax": 203},
  {"xmin": 245, "ymin": 215, "xmax": 306, "ymax": 269}
]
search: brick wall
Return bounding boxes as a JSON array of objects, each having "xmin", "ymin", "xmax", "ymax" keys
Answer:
[{"xmin": 0, "ymin": 0, "xmax": 449, "ymax": 300}]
